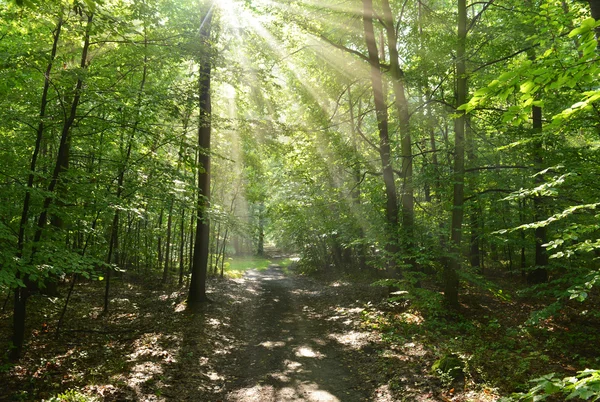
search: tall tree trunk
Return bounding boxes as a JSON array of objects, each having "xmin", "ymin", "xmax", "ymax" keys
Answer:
[
  {"xmin": 588, "ymin": 0, "xmax": 600, "ymax": 45},
  {"xmin": 104, "ymin": 27, "xmax": 149, "ymax": 312},
  {"xmin": 163, "ymin": 200, "xmax": 174, "ymax": 283},
  {"xmin": 188, "ymin": 6, "xmax": 214, "ymax": 305},
  {"xmin": 157, "ymin": 208, "xmax": 164, "ymax": 271},
  {"xmin": 213, "ymin": 221, "xmax": 222, "ymax": 273},
  {"xmin": 466, "ymin": 117, "xmax": 481, "ymax": 271},
  {"xmin": 257, "ymin": 203, "xmax": 265, "ymax": 256},
  {"xmin": 381, "ymin": 0, "xmax": 414, "ymax": 262},
  {"xmin": 16, "ymin": 14, "xmax": 63, "ymax": 260},
  {"xmin": 362, "ymin": 0, "xmax": 400, "ymax": 267},
  {"xmin": 11, "ymin": 12, "xmax": 92, "ymax": 362},
  {"xmin": 12, "ymin": 13, "xmax": 63, "ymax": 362},
  {"xmin": 179, "ymin": 208, "xmax": 186, "ymax": 285},
  {"xmin": 444, "ymin": 0, "xmax": 467, "ymax": 308},
  {"xmin": 348, "ymin": 87, "xmax": 368, "ymax": 270},
  {"xmin": 219, "ymin": 227, "xmax": 229, "ymax": 278},
  {"xmin": 528, "ymin": 104, "xmax": 549, "ymax": 284}
]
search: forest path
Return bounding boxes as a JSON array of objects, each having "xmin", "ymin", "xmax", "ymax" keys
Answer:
[{"xmin": 224, "ymin": 265, "xmax": 388, "ymax": 402}]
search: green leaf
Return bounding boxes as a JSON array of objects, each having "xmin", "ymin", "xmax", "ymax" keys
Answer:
[{"xmin": 83, "ymin": 0, "xmax": 96, "ymax": 12}]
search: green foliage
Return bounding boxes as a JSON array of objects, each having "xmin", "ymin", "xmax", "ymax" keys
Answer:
[
  {"xmin": 225, "ymin": 256, "xmax": 272, "ymax": 272},
  {"xmin": 505, "ymin": 370, "xmax": 600, "ymax": 401},
  {"xmin": 46, "ymin": 389, "xmax": 98, "ymax": 402},
  {"xmin": 431, "ymin": 354, "xmax": 465, "ymax": 386}
]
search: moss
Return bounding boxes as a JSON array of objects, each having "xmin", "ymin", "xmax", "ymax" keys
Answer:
[{"xmin": 431, "ymin": 353, "xmax": 465, "ymax": 384}]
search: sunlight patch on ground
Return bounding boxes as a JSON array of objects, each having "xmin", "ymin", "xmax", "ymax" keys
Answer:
[
  {"xmin": 269, "ymin": 372, "xmax": 291, "ymax": 382},
  {"xmin": 207, "ymin": 318, "xmax": 226, "ymax": 328},
  {"xmin": 174, "ymin": 301, "xmax": 186, "ymax": 312},
  {"xmin": 395, "ymin": 312, "xmax": 424, "ymax": 325},
  {"xmin": 127, "ymin": 333, "xmax": 178, "ymax": 362},
  {"xmin": 291, "ymin": 289, "xmax": 320, "ymax": 296},
  {"xmin": 83, "ymin": 384, "xmax": 119, "ymax": 400},
  {"xmin": 297, "ymin": 383, "xmax": 341, "ymax": 402},
  {"xmin": 229, "ymin": 381, "xmax": 340, "ymax": 401},
  {"xmin": 372, "ymin": 384, "xmax": 394, "ymax": 401},
  {"xmin": 401, "ymin": 341, "xmax": 428, "ymax": 357},
  {"xmin": 294, "ymin": 345, "xmax": 324, "ymax": 358},
  {"xmin": 127, "ymin": 361, "xmax": 163, "ymax": 386},
  {"xmin": 259, "ymin": 340, "xmax": 286, "ymax": 349},
  {"xmin": 284, "ymin": 359, "xmax": 302, "ymax": 371},
  {"xmin": 206, "ymin": 371, "xmax": 224, "ymax": 381},
  {"xmin": 327, "ymin": 330, "xmax": 371, "ymax": 350}
]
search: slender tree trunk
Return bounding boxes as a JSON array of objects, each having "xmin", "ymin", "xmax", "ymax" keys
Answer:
[
  {"xmin": 104, "ymin": 26, "xmax": 149, "ymax": 311},
  {"xmin": 587, "ymin": 0, "xmax": 600, "ymax": 45},
  {"xmin": 16, "ymin": 14, "xmax": 62, "ymax": 260},
  {"xmin": 213, "ymin": 221, "xmax": 222, "ymax": 273},
  {"xmin": 188, "ymin": 208, "xmax": 195, "ymax": 277},
  {"xmin": 519, "ymin": 198, "xmax": 527, "ymax": 276},
  {"xmin": 528, "ymin": 104, "xmax": 549, "ymax": 284},
  {"xmin": 157, "ymin": 208, "xmax": 164, "ymax": 272},
  {"xmin": 56, "ymin": 211, "xmax": 99, "ymax": 337},
  {"xmin": 348, "ymin": 87, "xmax": 368, "ymax": 270},
  {"xmin": 11, "ymin": 12, "xmax": 92, "ymax": 361},
  {"xmin": 163, "ymin": 200, "xmax": 174, "ymax": 283},
  {"xmin": 466, "ymin": 117, "xmax": 481, "ymax": 271},
  {"xmin": 220, "ymin": 228, "xmax": 229, "ymax": 278},
  {"xmin": 257, "ymin": 203, "xmax": 265, "ymax": 256},
  {"xmin": 11, "ymin": 12, "xmax": 63, "ymax": 361},
  {"xmin": 179, "ymin": 209, "xmax": 186, "ymax": 285},
  {"xmin": 444, "ymin": 0, "xmax": 467, "ymax": 308},
  {"xmin": 188, "ymin": 6, "xmax": 214, "ymax": 305},
  {"xmin": 382, "ymin": 0, "xmax": 414, "ymax": 261},
  {"xmin": 362, "ymin": 0, "xmax": 400, "ymax": 267}
]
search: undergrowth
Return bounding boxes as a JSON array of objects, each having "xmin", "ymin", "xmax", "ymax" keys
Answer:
[{"xmin": 362, "ymin": 271, "xmax": 600, "ymax": 399}]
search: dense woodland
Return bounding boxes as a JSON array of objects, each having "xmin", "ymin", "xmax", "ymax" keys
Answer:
[{"xmin": 2, "ymin": 0, "xmax": 600, "ymax": 400}]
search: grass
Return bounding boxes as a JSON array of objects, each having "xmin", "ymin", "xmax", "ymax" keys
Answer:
[
  {"xmin": 226, "ymin": 256, "xmax": 272, "ymax": 271},
  {"xmin": 221, "ymin": 255, "xmax": 296, "ymax": 278}
]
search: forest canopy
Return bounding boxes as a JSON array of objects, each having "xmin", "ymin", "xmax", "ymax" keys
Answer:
[{"xmin": 1, "ymin": 0, "xmax": 600, "ymax": 400}]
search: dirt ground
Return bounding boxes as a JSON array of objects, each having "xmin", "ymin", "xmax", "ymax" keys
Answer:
[{"xmin": 1, "ymin": 264, "xmax": 483, "ymax": 401}]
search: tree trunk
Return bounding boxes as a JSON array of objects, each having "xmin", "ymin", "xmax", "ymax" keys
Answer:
[
  {"xmin": 11, "ymin": 12, "xmax": 93, "ymax": 361},
  {"xmin": 188, "ymin": 6, "xmax": 214, "ymax": 305},
  {"xmin": 257, "ymin": 202, "xmax": 265, "ymax": 256},
  {"xmin": 444, "ymin": 0, "xmax": 467, "ymax": 308},
  {"xmin": 179, "ymin": 208, "xmax": 186, "ymax": 285},
  {"xmin": 381, "ymin": 0, "xmax": 414, "ymax": 262},
  {"xmin": 362, "ymin": 0, "xmax": 400, "ymax": 267},
  {"xmin": 163, "ymin": 200, "xmax": 174, "ymax": 283},
  {"xmin": 157, "ymin": 208, "xmax": 164, "ymax": 272},
  {"xmin": 466, "ymin": 117, "xmax": 481, "ymax": 272},
  {"xmin": 104, "ymin": 25, "xmax": 149, "ymax": 311},
  {"xmin": 528, "ymin": 104, "xmax": 549, "ymax": 284},
  {"xmin": 16, "ymin": 13, "xmax": 62, "ymax": 260}
]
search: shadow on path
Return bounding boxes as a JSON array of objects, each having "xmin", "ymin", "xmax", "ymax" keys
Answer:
[{"xmin": 225, "ymin": 265, "xmax": 373, "ymax": 402}]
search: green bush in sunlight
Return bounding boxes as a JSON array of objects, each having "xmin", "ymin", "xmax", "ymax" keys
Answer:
[
  {"xmin": 46, "ymin": 389, "xmax": 98, "ymax": 402},
  {"xmin": 502, "ymin": 369, "xmax": 600, "ymax": 401}
]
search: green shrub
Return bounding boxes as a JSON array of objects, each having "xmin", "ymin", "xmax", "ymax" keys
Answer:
[{"xmin": 504, "ymin": 369, "xmax": 600, "ymax": 401}]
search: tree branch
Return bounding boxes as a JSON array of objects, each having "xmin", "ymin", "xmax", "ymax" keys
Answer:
[
  {"xmin": 464, "ymin": 188, "xmax": 513, "ymax": 201},
  {"xmin": 465, "ymin": 165, "xmax": 531, "ymax": 172}
]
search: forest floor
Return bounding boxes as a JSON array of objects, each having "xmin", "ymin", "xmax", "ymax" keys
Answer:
[{"xmin": 1, "ymin": 261, "xmax": 598, "ymax": 401}]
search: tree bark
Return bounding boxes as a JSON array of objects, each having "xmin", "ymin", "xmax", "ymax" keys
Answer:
[
  {"xmin": 163, "ymin": 200, "xmax": 174, "ymax": 283},
  {"xmin": 381, "ymin": 0, "xmax": 414, "ymax": 261},
  {"xmin": 188, "ymin": 6, "xmax": 214, "ymax": 305},
  {"xmin": 179, "ymin": 209, "xmax": 186, "ymax": 285},
  {"xmin": 104, "ymin": 27, "xmax": 149, "ymax": 312},
  {"xmin": 362, "ymin": 0, "xmax": 400, "ymax": 266},
  {"xmin": 528, "ymin": 104, "xmax": 549, "ymax": 284},
  {"xmin": 444, "ymin": 0, "xmax": 467, "ymax": 308},
  {"xmin": 11, "ymin": 12, "xmax": 92, "ymax": 361}
]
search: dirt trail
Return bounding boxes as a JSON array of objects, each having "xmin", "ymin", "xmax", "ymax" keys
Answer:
[{"xmin": 224, "ymin": 265, "xmax": 384, "ymax": 402}]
